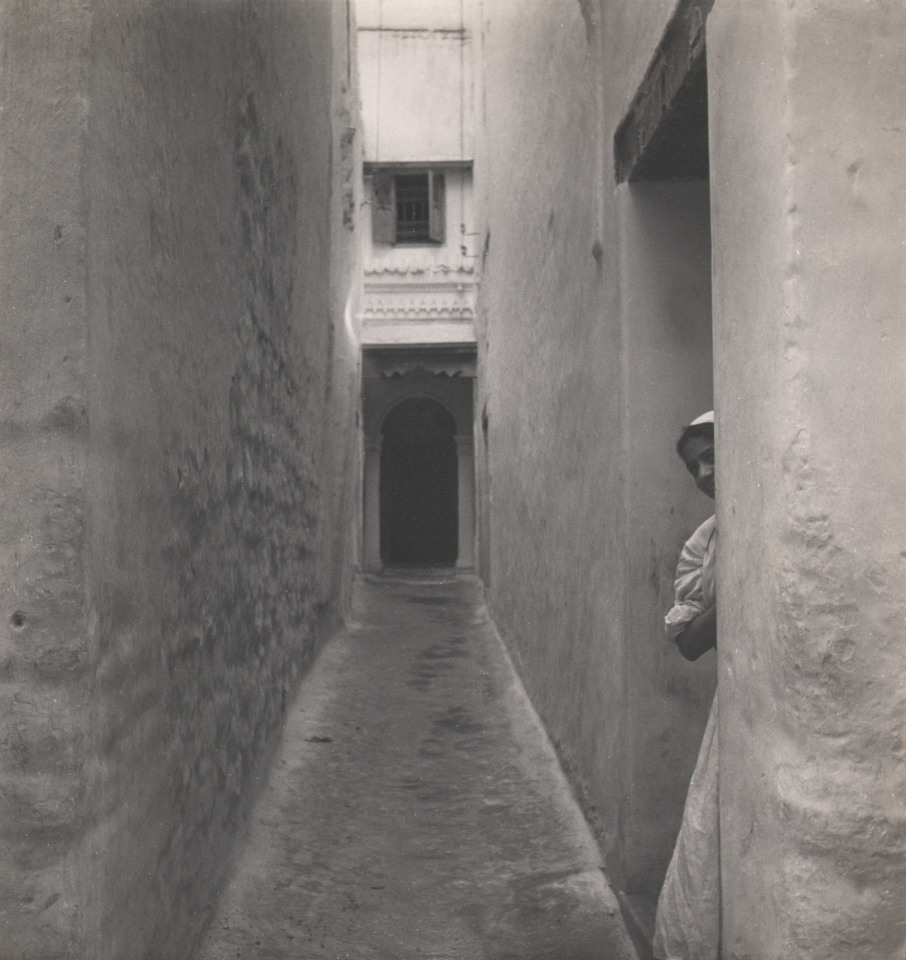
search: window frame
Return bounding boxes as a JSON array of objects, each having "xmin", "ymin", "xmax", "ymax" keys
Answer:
[{"xmin": 371, "ymin": 168, "xmax": 446, "ymax": 246}]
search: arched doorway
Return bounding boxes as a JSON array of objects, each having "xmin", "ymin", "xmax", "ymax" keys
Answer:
[{"xmin": 380, "ymin": 397, "xmax": 458, "ymax": 567}]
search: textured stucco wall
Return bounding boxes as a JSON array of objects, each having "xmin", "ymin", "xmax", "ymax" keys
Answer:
[
  {"xmin": 0, "ymin": 3, "xmax": 94, "ymax": 955},
  {"xmin": 479, "ymin": 0, "xmax": 906, "ymax": 949},
  {"xmin": 0, "ymin": 1, "xmax": 360, "ymax": 956},
  {"xmin": 476, "ymin": 0, "xmax": 623, "ymax": 871},
  {"xmin": 709, "ymin": 2, "xmax": 906, "ymax": 956},
  {"xmin": 476, "ymin": 0, "xmax": 710, "ymax": 898}
]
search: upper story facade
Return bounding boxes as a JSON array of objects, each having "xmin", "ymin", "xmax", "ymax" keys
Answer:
[{"xmin": 355, "ymin": 0, "xmax": 479, "ymax": 349}]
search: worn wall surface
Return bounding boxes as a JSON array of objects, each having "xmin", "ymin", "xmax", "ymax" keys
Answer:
[
  {"xmin": 476, "ymin": 0, "xmax": 622, "ymax": 872},
  {"xmin": 0, "ymin": 1, "xmax": 360, "ymax": 957},
  {"xmin": 479, "ymin": 0, "xmax": 906, "ymax": 951},
  {"xmin": 476, "ymin": 0, "xmax": 712, "ymax": 900},
  {"xmin": 709, "ymin": 1, "xmax": 906, "ymax": 956},
  {"xmin": 358, "ymin": 29, "xmax": 473, "ymax": 163},
  {"xmin": 0, "ymin": 3, "xmax": 94, "ymax": 955},
  {"xmin": 356, "ymin": 0, "xmax": 477, "ymax": 164}
]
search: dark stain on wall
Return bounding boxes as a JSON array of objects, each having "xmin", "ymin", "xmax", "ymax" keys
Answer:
[{"xmin": 576, "ymin": 0, "xmax": 598, "ymax": 44}]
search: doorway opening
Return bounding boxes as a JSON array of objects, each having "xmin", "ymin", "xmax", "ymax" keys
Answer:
[
  {"xmin": 380, "ymin": 397, "xmax": 458, "ymax": 567},
  {"xmin": 612, "ymin": 0, "xmax": 716, "ymax": 908}
]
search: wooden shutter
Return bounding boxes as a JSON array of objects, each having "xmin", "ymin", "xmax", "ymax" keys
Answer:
[
  {"xmin": 372, "ymin": 171, "xmax": 396, "ymax": 244},
  {"xmin": 428, "ymin": 171, "xmax": 445, "ymax": 243}
]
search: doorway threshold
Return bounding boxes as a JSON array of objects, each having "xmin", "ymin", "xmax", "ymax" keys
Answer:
[{"xmin": 366, "ymin": 565, "xmax": 475, "ymax": 585}]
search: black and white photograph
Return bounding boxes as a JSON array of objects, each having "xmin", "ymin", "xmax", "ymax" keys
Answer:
[{"xmin": 1, "ymin": 1, "xmax": 903, "ymax": 957}]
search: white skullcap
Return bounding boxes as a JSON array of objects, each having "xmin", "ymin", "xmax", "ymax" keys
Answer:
[{"xmin": 688, "ymin": 410, "xmax": 714, "ymax": 426}]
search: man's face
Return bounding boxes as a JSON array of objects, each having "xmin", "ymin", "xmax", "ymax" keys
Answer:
[{"xmin": 681, "ymin": 434, "xmax": 715, "ymax": 500}]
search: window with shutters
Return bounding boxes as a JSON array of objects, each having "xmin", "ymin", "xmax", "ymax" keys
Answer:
[{"xmin": 372, "ymin": 169, "xmax": 446, "ymax": 245}]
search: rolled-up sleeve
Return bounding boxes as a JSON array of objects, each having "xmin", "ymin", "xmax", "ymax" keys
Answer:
[{"xmin": 664, "ymin": 516, "xmax": 716, "ymax": 640}]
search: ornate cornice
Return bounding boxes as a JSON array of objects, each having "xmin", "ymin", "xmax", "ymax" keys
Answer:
[
  {"xmin": 363, "ymin": 299, "xmax": 475, "ymax": 322},
  {"xmin": 363, "ymin": 263, "xmax": 475, "ymax": 278},
  {"xmin": 362, "ymin": 276, "xmax": 476, "ymax": 323}
]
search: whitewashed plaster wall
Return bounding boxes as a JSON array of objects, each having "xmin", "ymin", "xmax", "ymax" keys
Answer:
[
  {"xmin": 356, "ymin": 0, "xmax": 475, "ymax": 31},
  {"xmin": 0, "ymin": 2, "xmax": 360, "ymax": 956},
  {"xmin": 355, "ymin": 0, "xmax": 478, "ymax": 334},
  {"xmin": 709, "ymin": 2, "xmax": 906, "ymax": 956},
  {"xmin": 358, "ymin": 31, "xmax": 473, "ymax": 163},
  {"xmin": 475, "ymin": 0, "xmax": 706, "ymax": 903},
  {"xmin": 356, "ymin": 0, "xmax": 475, "ymax": 162}
]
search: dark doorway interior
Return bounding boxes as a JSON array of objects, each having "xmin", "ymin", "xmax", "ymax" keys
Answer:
[{"xmin": 380, "ymin": 397, "xmax": 458, "ymax": 567}]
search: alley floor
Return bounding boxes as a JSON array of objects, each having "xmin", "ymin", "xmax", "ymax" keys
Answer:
[{"xmin": 198, "ymin": 573, "xmax": 637, "ymax": 960}]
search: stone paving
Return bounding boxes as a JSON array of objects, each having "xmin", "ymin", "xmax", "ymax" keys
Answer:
[{"xmin": 198, "ymin": 573, "xmax": 638, "ymax": 960}]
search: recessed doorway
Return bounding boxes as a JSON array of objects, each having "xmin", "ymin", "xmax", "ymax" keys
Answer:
[
  {"xmin": 612, "ymin": 0, "xmax": 715, "ymax": 903},
  {"xmin": 380, "ymin": 397, "xmax": 458, "ymax": 567}
]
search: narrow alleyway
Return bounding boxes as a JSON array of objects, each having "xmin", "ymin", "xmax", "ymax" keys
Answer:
[{"xmin": 198, "ymin": 574, "xmax": 637, "ymax": 960}]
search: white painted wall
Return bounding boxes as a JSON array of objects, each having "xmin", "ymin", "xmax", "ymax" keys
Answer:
[
  {"xmin": 358, "ymin": 30, "xmax": 473, "ymax": 162},
  {"xmin": 355, "ymin": 0, "xmax": 476, "ymax": 163},
  {"xmin": 355, "ymin": 0, "xmax": 475, "ymax": 31},
  {"xmin": 709, "ymin": 2, "xmax": 906, "ymax": 955}
]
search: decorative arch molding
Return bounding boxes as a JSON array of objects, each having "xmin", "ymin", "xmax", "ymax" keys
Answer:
[
  {"xmin": 377, "ymin": 389, "xmax": 465, "ymax": 438},
  {"xmin": 379, "ymin": 363, "xmax": 470, "ymax": 379},
  {"xmin": 363, "ymin": 351, "xmax": 476, "ymax": 380},
  {"xmin": 361, "ymin": 349, "xmax": 476, "ymax": 572},
  {"xmin": 362, "ymin": 348, "xmax": 476, "ymax": 441}
]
